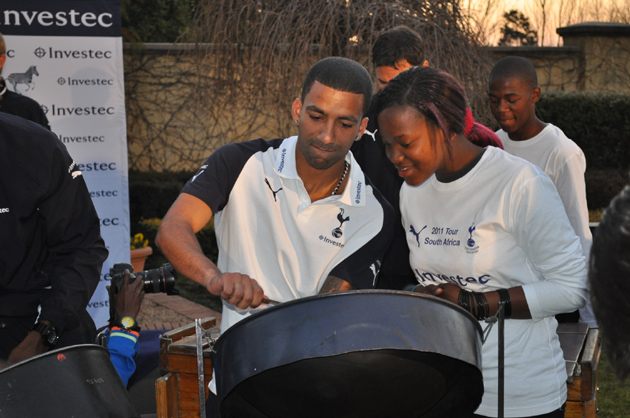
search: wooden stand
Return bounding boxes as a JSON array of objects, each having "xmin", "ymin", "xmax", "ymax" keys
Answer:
[
  {"xmin": 156, "ymin": 317, "xmax": 217, "ymax": 418},
  {"xmin": 557, "ymin": 323, "xmax": 601, "ymax": 418}
]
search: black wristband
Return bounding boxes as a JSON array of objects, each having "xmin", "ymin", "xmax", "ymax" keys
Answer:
[
  {"xmin": 497, "ymin": 288, "xmax": 512, "ymax": 319},
  {"xmin": 457, "ymin": 289, "xmax": 471, "ymax": 313},
  {"xmin": 473, "ymin": 291, "xmax": 490, "ymax": 320}
]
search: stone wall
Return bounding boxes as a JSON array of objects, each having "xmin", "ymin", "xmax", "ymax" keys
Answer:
[
  {"xmin": 486, "ymin": 46, "xmax": 583, "ymax": 92},
  {"xmin": 488, "ymin": 23, "xmax": 630, "ymax": 94},
  {"xmin": 124, "ymin": 23, "xmax": 630, "ymax": 171},
  {"xmin": 124, "ymin": 44, "xmax": 292, "ymax": 171}
]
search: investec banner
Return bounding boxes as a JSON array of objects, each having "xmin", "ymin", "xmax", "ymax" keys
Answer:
[{"xmin": 1, "ymin": 0, "xmax": 128, "ymax": 327}]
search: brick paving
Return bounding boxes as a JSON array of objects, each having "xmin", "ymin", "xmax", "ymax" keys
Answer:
[{"xmin": 141, "ymin": 293, "xmax": 221, "ymax": 331}]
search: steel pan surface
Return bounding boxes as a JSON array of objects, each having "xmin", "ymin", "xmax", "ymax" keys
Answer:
[
  {"xmin": 213, "ymin": 290, "xmax": 483, "ymax": 417},
  {"xmin": 0, "ymin": 344, "xmax": 139, "ymax": 417}
]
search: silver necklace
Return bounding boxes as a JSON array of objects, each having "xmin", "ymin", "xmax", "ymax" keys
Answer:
[{"xmin": 331, "ymin": 161, "xmax": 349, "ymax": 196}]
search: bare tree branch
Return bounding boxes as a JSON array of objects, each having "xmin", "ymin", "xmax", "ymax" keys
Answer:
[{"xmin": 126, "ymin": 0, "xmax": 498, "ymax": 171}]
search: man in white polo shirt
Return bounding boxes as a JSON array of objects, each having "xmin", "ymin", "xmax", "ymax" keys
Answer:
[{"xmin": 156, "ymin": 57, "xmax": 394, "ymax": 333}]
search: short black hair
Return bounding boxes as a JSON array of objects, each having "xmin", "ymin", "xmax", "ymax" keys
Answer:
[
  {"xmin": 300, "ymin": 57, "xmax": 373, "ymax": 117},
  {"xmin": 372, "ymin": 26, "xmax": 425, "ymax": 69},
  {"xmin": 589, "ymin": 185, "xmax": 630, "ymax": 381},
  {"xmin": 489, "ymin": 56, "xmax": 538, "ymax": 90}
]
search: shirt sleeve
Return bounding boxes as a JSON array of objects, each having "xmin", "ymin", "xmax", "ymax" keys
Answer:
[
  {"xmin": 553, "ymin": 151, "xmax": 592, "ymax": 259},
  {"xmin": 182, "ymin": 139, "xmax": 277, "ymax": 214},
  {"xmin": 510, "ymin": 172, "xmax": 588, "ymax": 321},
  {"xmin": 37, "ymin": 143, "xmax": 109, "ymax": 333},
  {"xmin": 106, "ymin": 329, "xmax": 140, "ymax": 387}
]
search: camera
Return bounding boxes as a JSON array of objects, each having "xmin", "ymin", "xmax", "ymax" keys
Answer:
[{"xmin": 109, "ymin": 262, "xmax": 179, "ymax": 295}]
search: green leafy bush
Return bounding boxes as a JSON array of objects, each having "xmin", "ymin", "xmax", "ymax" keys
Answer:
[
  {"xmin": 529, "ymin": 91, "xmax": 630, "ymax": 209},
  {"xmin": 537, "ymin": 91, "xmax": 630, "ymax": 171},
  {"xmin": 585, "ymin": 169, "xmax": 629, "ymax": 210},
  {"xmin": 128, "ymin": 170, "xmax": 194, "ymax": 226}
]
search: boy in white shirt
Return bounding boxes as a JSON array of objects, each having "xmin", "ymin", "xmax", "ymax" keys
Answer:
[{"xmin": 488, "ymin": 56, "xmax": 596, "ymax": 327}]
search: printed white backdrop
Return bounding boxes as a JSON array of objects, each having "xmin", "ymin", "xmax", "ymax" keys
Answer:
[{"xmin": 1, "ymin": 0, "xmax": 129, "ymax": 327}]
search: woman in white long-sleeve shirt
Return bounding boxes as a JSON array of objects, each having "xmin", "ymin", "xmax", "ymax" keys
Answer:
[{"xmin": 376, "ymin": 66, "xmax": 588, "ymax": 418}]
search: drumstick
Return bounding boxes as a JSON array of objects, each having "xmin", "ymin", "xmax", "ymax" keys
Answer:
[{"xmin": 262, "ymin": 297, "xmax": 281, "ymax": 305}]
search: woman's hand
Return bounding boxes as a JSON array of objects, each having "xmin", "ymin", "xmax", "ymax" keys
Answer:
[{"xmin": 413, "ymin": 283, "xmax": 462, "ymax": 305}]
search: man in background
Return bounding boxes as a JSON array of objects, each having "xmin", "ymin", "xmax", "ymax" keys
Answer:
[
  {"xmin": 488, "ymin": 55, "xmax": 596, "ymax": 328},
  {"xmin": 0, "ymin": 112, "xmax": 107, "ymax": 366},
  {"xmin": 0, "ymin": 32, "xmax": 50, "ymax": 129}
]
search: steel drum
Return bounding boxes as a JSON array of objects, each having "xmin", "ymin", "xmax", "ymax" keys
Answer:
[
  {"xmin": 0, "ymin": 344, "xmax": 139, "ymax": 417},
  {"xmin": 213, "ymin": 290, "xmax": 483, "ymax": 418}
]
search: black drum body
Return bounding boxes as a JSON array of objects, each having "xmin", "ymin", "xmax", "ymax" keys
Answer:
[
  {"xmin": 213, "ymin": 290, "xmax": 483, "ymax": 418},
  {"xmin": 0, "ymin": 344, "xmax": 139, "ymax": 418}
]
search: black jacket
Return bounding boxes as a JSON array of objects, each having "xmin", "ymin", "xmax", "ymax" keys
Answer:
[
  {"xmin": 351, "ymin": 94, "xmax": 414, "ymax": 289},
  {"xmin": 0, "ymin": 79, "xmax": 50, "ymax": 130},
  {"xmin": 0, "ymin": 113, "xmax": 107, "ymax": 333}
]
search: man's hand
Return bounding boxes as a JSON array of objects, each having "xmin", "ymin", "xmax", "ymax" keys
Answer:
[
  {"xmin": 115, "ymin": 269, "xmax": 145, "ymax": 320},
  {"xmin": 205, "ymin": 272, "xmax": 265, "ymax": 309},
  {"xmin": 6, "ymin": 328, "xmax": 47, "ymax": 366}
]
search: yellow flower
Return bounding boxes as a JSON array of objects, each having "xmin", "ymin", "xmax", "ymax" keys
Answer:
[{"xmin": 130, "ymin": 233, "xmax": 149, "ymax": 250}]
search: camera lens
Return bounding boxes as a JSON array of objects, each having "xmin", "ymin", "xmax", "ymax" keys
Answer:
[{"xmin": 138, "ymin": 263, "xmax": 177, "ymax": 295}]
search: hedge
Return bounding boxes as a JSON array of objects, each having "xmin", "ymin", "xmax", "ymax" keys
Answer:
[
  {"xmin": 537, "ymin": 91, "xmax": 630, "ymax": 171},
  {"xmin": 128, "ymin": 170, "xmax": 194, "ymax": 227}
]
